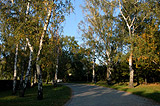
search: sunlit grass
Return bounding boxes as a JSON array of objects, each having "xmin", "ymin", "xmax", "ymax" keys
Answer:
[
  {"xmin": 0, "ymin": 84, "xmax": 71, "ymax": 106},
  {"xmin": 95, "ymin": 81, "xmax": 160, "ymax": 103}
]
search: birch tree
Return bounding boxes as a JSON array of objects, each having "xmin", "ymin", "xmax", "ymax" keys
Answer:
[
  {"xmin": 36, "ymin": 2, "xmax": 52, "ymax": 100},
  {"xmin": 12, "ymin": 44, "xmax": 18, "ymax": 95},
  {"xmin": 118, "ymin": 0, "xmax": 149, "ymax": 87},
  {"xmin": 79, "ymin": 0, "xmax": 118, "ymax": 84},
  {"xmin": 36, "ymin": 0, "xmax": 72, "ymax": 99},
  {"xmin": 18, "ymin": 0, "xmax": 35, "ymax": 97},
  {"xmin": 53, "ymin": 31, "xmax": 60, "ymax": 86},
  {"xmin": 5, "ymin": 0, "xmax": 21, "ymax": 94}
]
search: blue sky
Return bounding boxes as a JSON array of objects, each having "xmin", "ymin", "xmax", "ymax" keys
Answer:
[{"xmin": 62, "ymin": 0, "xmax": 85, "ymax": 44}]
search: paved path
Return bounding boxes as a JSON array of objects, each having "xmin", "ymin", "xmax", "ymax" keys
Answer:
[{"xmin": 63, "ymin": 83, "xmax": 160, "ymax": 106}]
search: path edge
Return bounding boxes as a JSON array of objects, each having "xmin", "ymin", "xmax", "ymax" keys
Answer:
[{"xmin": 64, "ymin": 85, "xmax": 74, "ymax": 106}]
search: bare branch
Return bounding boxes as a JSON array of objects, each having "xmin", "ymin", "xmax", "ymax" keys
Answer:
[
  {"xmin": 26, "ymin": 38, "xmax": 33, "ymax": 52},
  {"xmin": 130, "ymin": 16, "xmax": 136, "ymax": 28},
  {"xmin": 118, "ymin": 0, "xmax": 130, "ymax": 29},
  {"xmin": 152, "ymin": 60, "xmax": 160, "ymax": 69},
  {"xmin": 133, "ymin": 14, "xmax": 147, "ymax": 32}
]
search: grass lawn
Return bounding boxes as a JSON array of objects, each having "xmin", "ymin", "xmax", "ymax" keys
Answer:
[
  {"xmin": 0, "ymin": 84, "xmax": 71, "ymax": 106},
  {"xmin": 95, "ymin": 81, "xmax": 160, "ymax": 103}
]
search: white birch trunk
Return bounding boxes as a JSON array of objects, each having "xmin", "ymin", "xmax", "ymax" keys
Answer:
[
  {"xmin": 24, "ymin": 0, "xmax": 33, "ymax": 87},
  {"xmin": 107, "ymin": 67, "xmax": 111, "ymax": 80},
  {"xmin": 20, "ymin": 39, "xmax": 33, "ymax": 96},
  {"xmin": 107, "ymin": 62, "xmax": 112, "ymax": 84},
  {"xmin": 24, "ymin": 51, "xmax": 33, "ymax": 87},
  {"xmin": 19, "ymin": 0, "xmax": 34, "ymax": 96},
  {"xmin": 54, "ymin": 47, "xmax": 59, "ymax": 84},
  {"xmin": 34, "ymin": 69, "xmax": 37, "ymax": 84},
  {"xmin": 129, "ymin": 47, "xmax": 134, "ymax": 87},
  {"xmin": 36, "ymin": 7, "xmax": 52, "ymax": 100},
  {"xmin": 25, "ymin": 38, "xmax": 33, "ymax": 86},
  {"xmin": 13, "ymin": 44, "xmax": 18, "ymax": 95},
  {"xmin": 92, "ymin": 61, "xmax": 95, "ymax": 83},
  {"xmin": 118, "ymin": 0, "xmax": 135, "ymax": 88},
  {"xmin": 106, "ymin": 49, "xmax": 112, "ymax": 84},
  {"xmin": 19, "ymin": 49, "xmax": 26, "ymax": 95},
  {"xmin": 31, "ymin": 67, "xmax": 37, "ymax": 87},
  {"xmin": 19, "ymin": 42, "xmax": 27, "ymax": 95},
  {"xmin": 92, "ymin": 49, "xmax": 96, "ymax": 83}
]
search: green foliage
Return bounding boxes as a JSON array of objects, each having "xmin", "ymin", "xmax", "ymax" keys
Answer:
[
  {"xmin": 0, "ymin": 0, "xmax": 73, "ymax": 81},
  {"xmin": 57, "ymin": 36, "xmax": 92, "ymax": 82},
  {"xmin": 0, "ymin": 0, "xmax": 159, "ymax": 91},
  {"xmin": 79, "ymin": 0, "xmax": 160, "ymax": 84}
]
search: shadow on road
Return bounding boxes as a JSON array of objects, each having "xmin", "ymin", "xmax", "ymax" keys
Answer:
[{"xmin": 63, "ymin": 83, "xmax": 160, "ymax": 106}]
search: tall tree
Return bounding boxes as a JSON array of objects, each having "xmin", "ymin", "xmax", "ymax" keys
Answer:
[
  {"xmin": 35, "ymin": 0, "xmax": 72, "ymax": 99},
  {"xmin": 36, "ymin": 1, "xmax": 52, "ymax": 100},
  {"xmin": 79, "ymin": 0, "xmax": 118, "ymax": 84},
  {"xmin": 19, "ymin": 0, "xmax": 34, "ymax": 97},
  {"xmin": 53, "ymin": 31, "xmax": 60, "ymax": 86},
  {"xmin": 118, "ymin": 0, "xmax": 149, "ymax": 87},
  {"xmin": 12, "ymin": 44, "xmax": 18, "ymax": 94}
]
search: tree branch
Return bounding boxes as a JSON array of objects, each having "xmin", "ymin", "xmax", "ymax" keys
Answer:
[{"xmin": 118, "ymin": 0, "xmax": 130, "ymax": 29}]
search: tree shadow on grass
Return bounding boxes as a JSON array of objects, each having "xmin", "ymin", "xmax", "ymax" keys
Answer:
[
  {"xmin": 64, "ymin": 83, "xmax": 160, "ymax": 106},
  {"xmin": 132, "ymin": 91, "xmax": 160, "ymax": 103},
  {"xmin": 110, "ymin": 84, "xmax": 160, "ymax": 103},
  {"xmin": 0, "ymin": 84, "xmax": 71, "ymax": 106}
]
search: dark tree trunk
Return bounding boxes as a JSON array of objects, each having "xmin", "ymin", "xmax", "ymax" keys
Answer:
[
  {"xmin": 36, "ymin": 64, "xmax": 43, "ymax": 100},
  {"xmin": 19, "ymin": 59, "xmax": 25, "ymax": 96}
]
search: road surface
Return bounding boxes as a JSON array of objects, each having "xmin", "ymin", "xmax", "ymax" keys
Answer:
[{"xmin": 63, "ymin": 83, "xmax": 160, "ymax": 106}]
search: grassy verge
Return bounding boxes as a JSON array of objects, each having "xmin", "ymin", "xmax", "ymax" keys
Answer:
[
  {"xmin": 94, "ymin": 81, "xmax": 160, "ymax": 103},
  {"xmin": 0, "ymin": 84, "xmax": 71, "ymax": 106}
]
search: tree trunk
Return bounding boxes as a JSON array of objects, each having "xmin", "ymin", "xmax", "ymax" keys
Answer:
[
  {"xmin": 25, "ymin": 1, "xmax": 32, "ymax": 88},
  {"xmin": 52, "ymin": 74, "xmax": 54, "ymax": 85},
  {"xmin": 32, "ymin": 67, "xmax": 37, "ymax": 87},
  {"xmin": 19, "ymin": 43, "xmax": 27, "ymax": 92},
  {"xmin": 129, "ymin": 51, "xmax": 134, "ymax": 88},
  {"xmin": 19, "ymin": 0, "xmax": 34, "ymax": 97},
  {"xmin": 145, "ymin": 78, "xmax": 147, "ymax": 85},
  {"xmin": 36, "ymin": 7, "xmax": 52, "ymax": 100},
  {"xmin": 106, "ymin": 50, "xmax": 112, "ymax": 85},
  {"xmin": 118, "ymin": 0, "xmax": 135, "ymax": 88},
  {"xmin": 136, "ymin": 66, "xmax": 140, "ymax": 86},
  {"xmin": 52, "ymin": 64, "xmax": 54, "ymax": 85},
  {"xmin": 34, "ymin": 70, "xmax": 37, "ymax": 84},
  {"xmin": 13, "ymin": 44, "xmax": 18, "ymax": 95},
  {"xmin": 36, "ymin": 64, "xmax": 43, "ymax": 100},
  {"xmin": 28, "ymin": 69, "xmax": 31, "ymax": 87},
  {"xmin": 19, "ymin": 59, "xmax": 24, "ymax": 94},
  {"xmin": 107, "ymin": 66, "xmax": 112, "ymax": 85},
  {"xmin": 46, "ymin": 71, "xmax": 50, "ymax": 84},
  {"xmin": 92, "ymin": 49, "xmax": 96, "ymax": 83},
  {"xmin": 92, "ymin": 62, "xmax": 95, "ymax": 83},
  {"xmin": 54, "ymin": 62, "xmax": 58, "ymax": 86},
  {"xmin": 136, "ymin": 72, "xmax": 140, "ymax": 86},
  {"xmin": 54, "ymin": 34, "xmax": 59, "ymax": 86},
  {"xmin": 92, "ymin": 58, "xmax": 96, "ymax": 83},
  {"xmin": 19, "ymin": 50, "xmax": 33, "ymax": 97},
  {"xmin": 144, "ymin": 74, "xmax": 147, "ymax": 85}
]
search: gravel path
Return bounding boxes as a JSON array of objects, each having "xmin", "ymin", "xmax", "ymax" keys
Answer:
[{"xmin": 63, "ymin": 83, "xmax": 160, "ymax": 106}]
